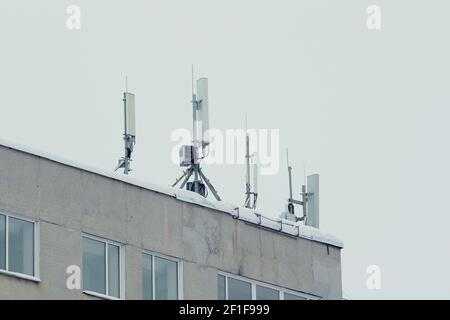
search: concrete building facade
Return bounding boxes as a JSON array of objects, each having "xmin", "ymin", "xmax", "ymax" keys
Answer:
[{"xmin": 0, "ymin": 141, "xmax": 343, "ymax": 300}]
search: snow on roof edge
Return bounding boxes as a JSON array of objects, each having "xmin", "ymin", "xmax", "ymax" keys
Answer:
[{"xmin": 0, "ymin": 138, "xmax": 343, "ymax": 248}]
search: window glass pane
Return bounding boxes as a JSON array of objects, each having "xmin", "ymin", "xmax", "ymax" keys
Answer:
[
  {"xmin": 256, "ymin": 285, "xmax": 279, "ymax": 300},
  {"xmin": 83, "ymin": 237, "xmax": 106, "ymax": 294},
  {"xmin": 0, "ymin": 215, "xmax": 5, "ymax": 270},
  {"xmin": 108, "ymin": 244, "xmax": 120, "ymax": 298},
  {"xmin": 8, "ymin": 217, "xmax": 34, "ymax": 276},
  {"xmin": 142, "ymin": 254, "xmax": 153, "ymax": 300},
  {"xmin": 228, "ymin": 278, "xmax": 252, "ymax": 300},
  {"xmin": 218, "ymin": 275, "xmax": 226, "ymax": 300},
  {"xmin": 155, "ymin": 256, "xmax": 178, "ymax": 300},
  {"xmin": 284, "ymin": 293, "xmax": 307, "ymax": 300}
]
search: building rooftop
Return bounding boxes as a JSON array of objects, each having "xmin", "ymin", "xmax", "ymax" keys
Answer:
[{"xmin": 0, "ymin": 138, "xmax": 343, "ymax": 248}]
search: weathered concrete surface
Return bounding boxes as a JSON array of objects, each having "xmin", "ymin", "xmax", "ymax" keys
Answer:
[{"xmin": 0, "ymin": 144, "xmax": 342, "ymax": 299}]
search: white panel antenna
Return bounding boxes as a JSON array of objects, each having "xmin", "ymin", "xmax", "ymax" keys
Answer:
[
  {"xmin": 124, "ymin": 92, "xmax": 136, "ymax": 137},
  {"xmin": 253, "ymin": 156, "xmax": 258, "ymax": 195},
  {"xmin": 196, "ymin": 77, "xmax": 210, "ymax": 145},
  {"xmin": 115, "ymin": 80, "xmax": 136, "ymax": 175},
  {"xmin": 306, "ymin": 174, "xmax": 319, "ymax": 228}
]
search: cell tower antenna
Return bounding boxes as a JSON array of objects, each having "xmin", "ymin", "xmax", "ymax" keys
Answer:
[
  {"xmin": 115, "ymin": 77, "xmax": 136, "ymax": 175},
  {"xmin": 285, "ymin": 148, "xmax": 306, "ymax": 222},
  {"xmin": 172, "ymin": 70, "xmax": 221, "ymax": 201},
  {"xmin": 282, "ymin": 148, "xmax": 320, "ymax": 228},
  {"xmin": 287, "ymin": 148, "xmax": 293, "ymax": 201},
  {"xmin": 243, "ymin": 118, "xmax": 258, "ymax": 209}
]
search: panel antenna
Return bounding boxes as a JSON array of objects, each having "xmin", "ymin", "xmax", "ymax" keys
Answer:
[
  {"xmin": 115, "ymin": 78, "xmax": 136, "ymax": 175},
  {"xmin": 172, "ymin": 67, "xmax": 221, "ymax": 201}
]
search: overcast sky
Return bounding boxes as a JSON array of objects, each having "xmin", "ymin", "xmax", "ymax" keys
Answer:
[{"xmin": 1, "ymin": 0, "xmax": 449, "ymax": 299}]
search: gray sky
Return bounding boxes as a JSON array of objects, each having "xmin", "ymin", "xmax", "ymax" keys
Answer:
[{"xmin": 1, "ymin": 0, "xmax": 449, "ymax": 299}]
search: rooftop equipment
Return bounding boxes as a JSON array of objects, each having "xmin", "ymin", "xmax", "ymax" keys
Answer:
[
  {"xmin": 115, "ymin": 78, "xmax": 136, "ymax": 175},
  {"xmin": 243, "ymin": 124, "xmax": 258, "ymax": 209},
  {"xmin": 282, "ymin": 149, "xmax": 320, "ymax": 228},
  {"xmin": 172, "ymin": 68, "xmax": 221, "ymax": 201}
]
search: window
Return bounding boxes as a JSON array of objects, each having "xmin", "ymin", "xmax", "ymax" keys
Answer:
[
  {"xmin": 0, "ymin": 215, "xmax": 5, "ymax": 270},
  {"xmin": 142, "ymin": 252, "xmax": 181, "ymax": 300},
  {"xmin": 218, "ymin": 272, "xmax": 314, "ymax": 300},
  {"xmin": 228, "ymin": 277, "xmax": 252, "ymax": 300},
  {"xmin": 142, "ymin": 254, "xmax": 153, "ymax": 300},
  {"xmin": 0, "ymin": 213, "xmax": 37, "ymax": 279},
  {"xmin": 283, "ymin": 292, "xmax": 307, "ymax": 300},
  {"xmin": 256, "ymin": 285, "xmax": 279, "ymax": 300},
  {"xmin": 218, "ymin": 274, "xmax": 226, "ymax": 300},
  {"xmin": 82, "ymin": 235, "xmax": 122, "ymax": 299}
]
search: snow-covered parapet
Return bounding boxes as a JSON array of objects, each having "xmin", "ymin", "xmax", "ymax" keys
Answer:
[
  {"xmin": 0, "ymin": 138, "xmax": 343, "ymax": 248},
  {"xmin": 170, "ymin": 185, "xmax": 343, "ymax": 248}
]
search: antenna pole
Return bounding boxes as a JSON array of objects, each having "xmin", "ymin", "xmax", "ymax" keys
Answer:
[
  {"xmin": 301, "ymin": 184, "xmax": 307, "ymax": 223},
  {"xmin": 191, "ymin": 66, "xmax": 200, "ymax": 192},
  {"xmin": 252, "ymin": 157, "xmax": 258, "ymax": 209},
  {"xmin": 287, "ymin": 149, "xmax": 293, "ymax": 201},
  {"xmin": 285, "ymin": 148, "xmax": 307, "ymax": 220},
  {"xmin": 244, "ymin": 132, "xmax": 251, "ymax": 208},
  {"xmin": 123, "ymin": 92, "xmax": 129, "ymax": 174},
  {"xmin": 243, "ymin": 122, "xmax": 258, "ymax": 209},
  {"xmin": 303, "ymin": 163, "xmax": 306, "ymax": 186}
]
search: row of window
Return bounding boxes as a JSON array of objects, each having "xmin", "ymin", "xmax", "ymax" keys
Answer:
[
  {"xmin": 0, "ymin": 212, "xmax": 181, "ymax": 300},
  {"xmin": 0, "ymin": 212, "xmax": 314, "ymax": 300},
  {"xmin": 218, "ymin": 273, "xmax": 312, "ymax": 300},
  {"xmin": 82, "ymin": 234, "xmax": 180, "ymax": 300}
]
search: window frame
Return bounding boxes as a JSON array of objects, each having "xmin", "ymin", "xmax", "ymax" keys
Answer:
[
  {"xmin": 0, "ymin": 211, "xmax": 40, "ymax": 282},
  {"xmin": 218, "ymin": 271, "xmax": 319, "ymax": 300},
  {"xmin": 142, "ymin": 250, "xmax": 183, "ymax": 300},
  {"xmin": 82, "ymin": 233, "xmax": 125, "ymax": 300},
  {"xmin": 281, "ymin": 290, "xmax": 310, "ymax": 300}
]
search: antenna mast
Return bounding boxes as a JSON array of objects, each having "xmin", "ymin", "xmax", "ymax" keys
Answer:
[
  {"xmin": 243, "ymin": 119, "xmax": 258, "ymax": 209},
  {"xmin": 172, "ymin": 68, "xmax": 221, "ymax": 201},
  {"xmin": 115, "ymin": 77, "xmax": 136, "ymax": 175},
  {"xmin": 284, "ymin": 148, "xmax": 310, "ymax": 224}
]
